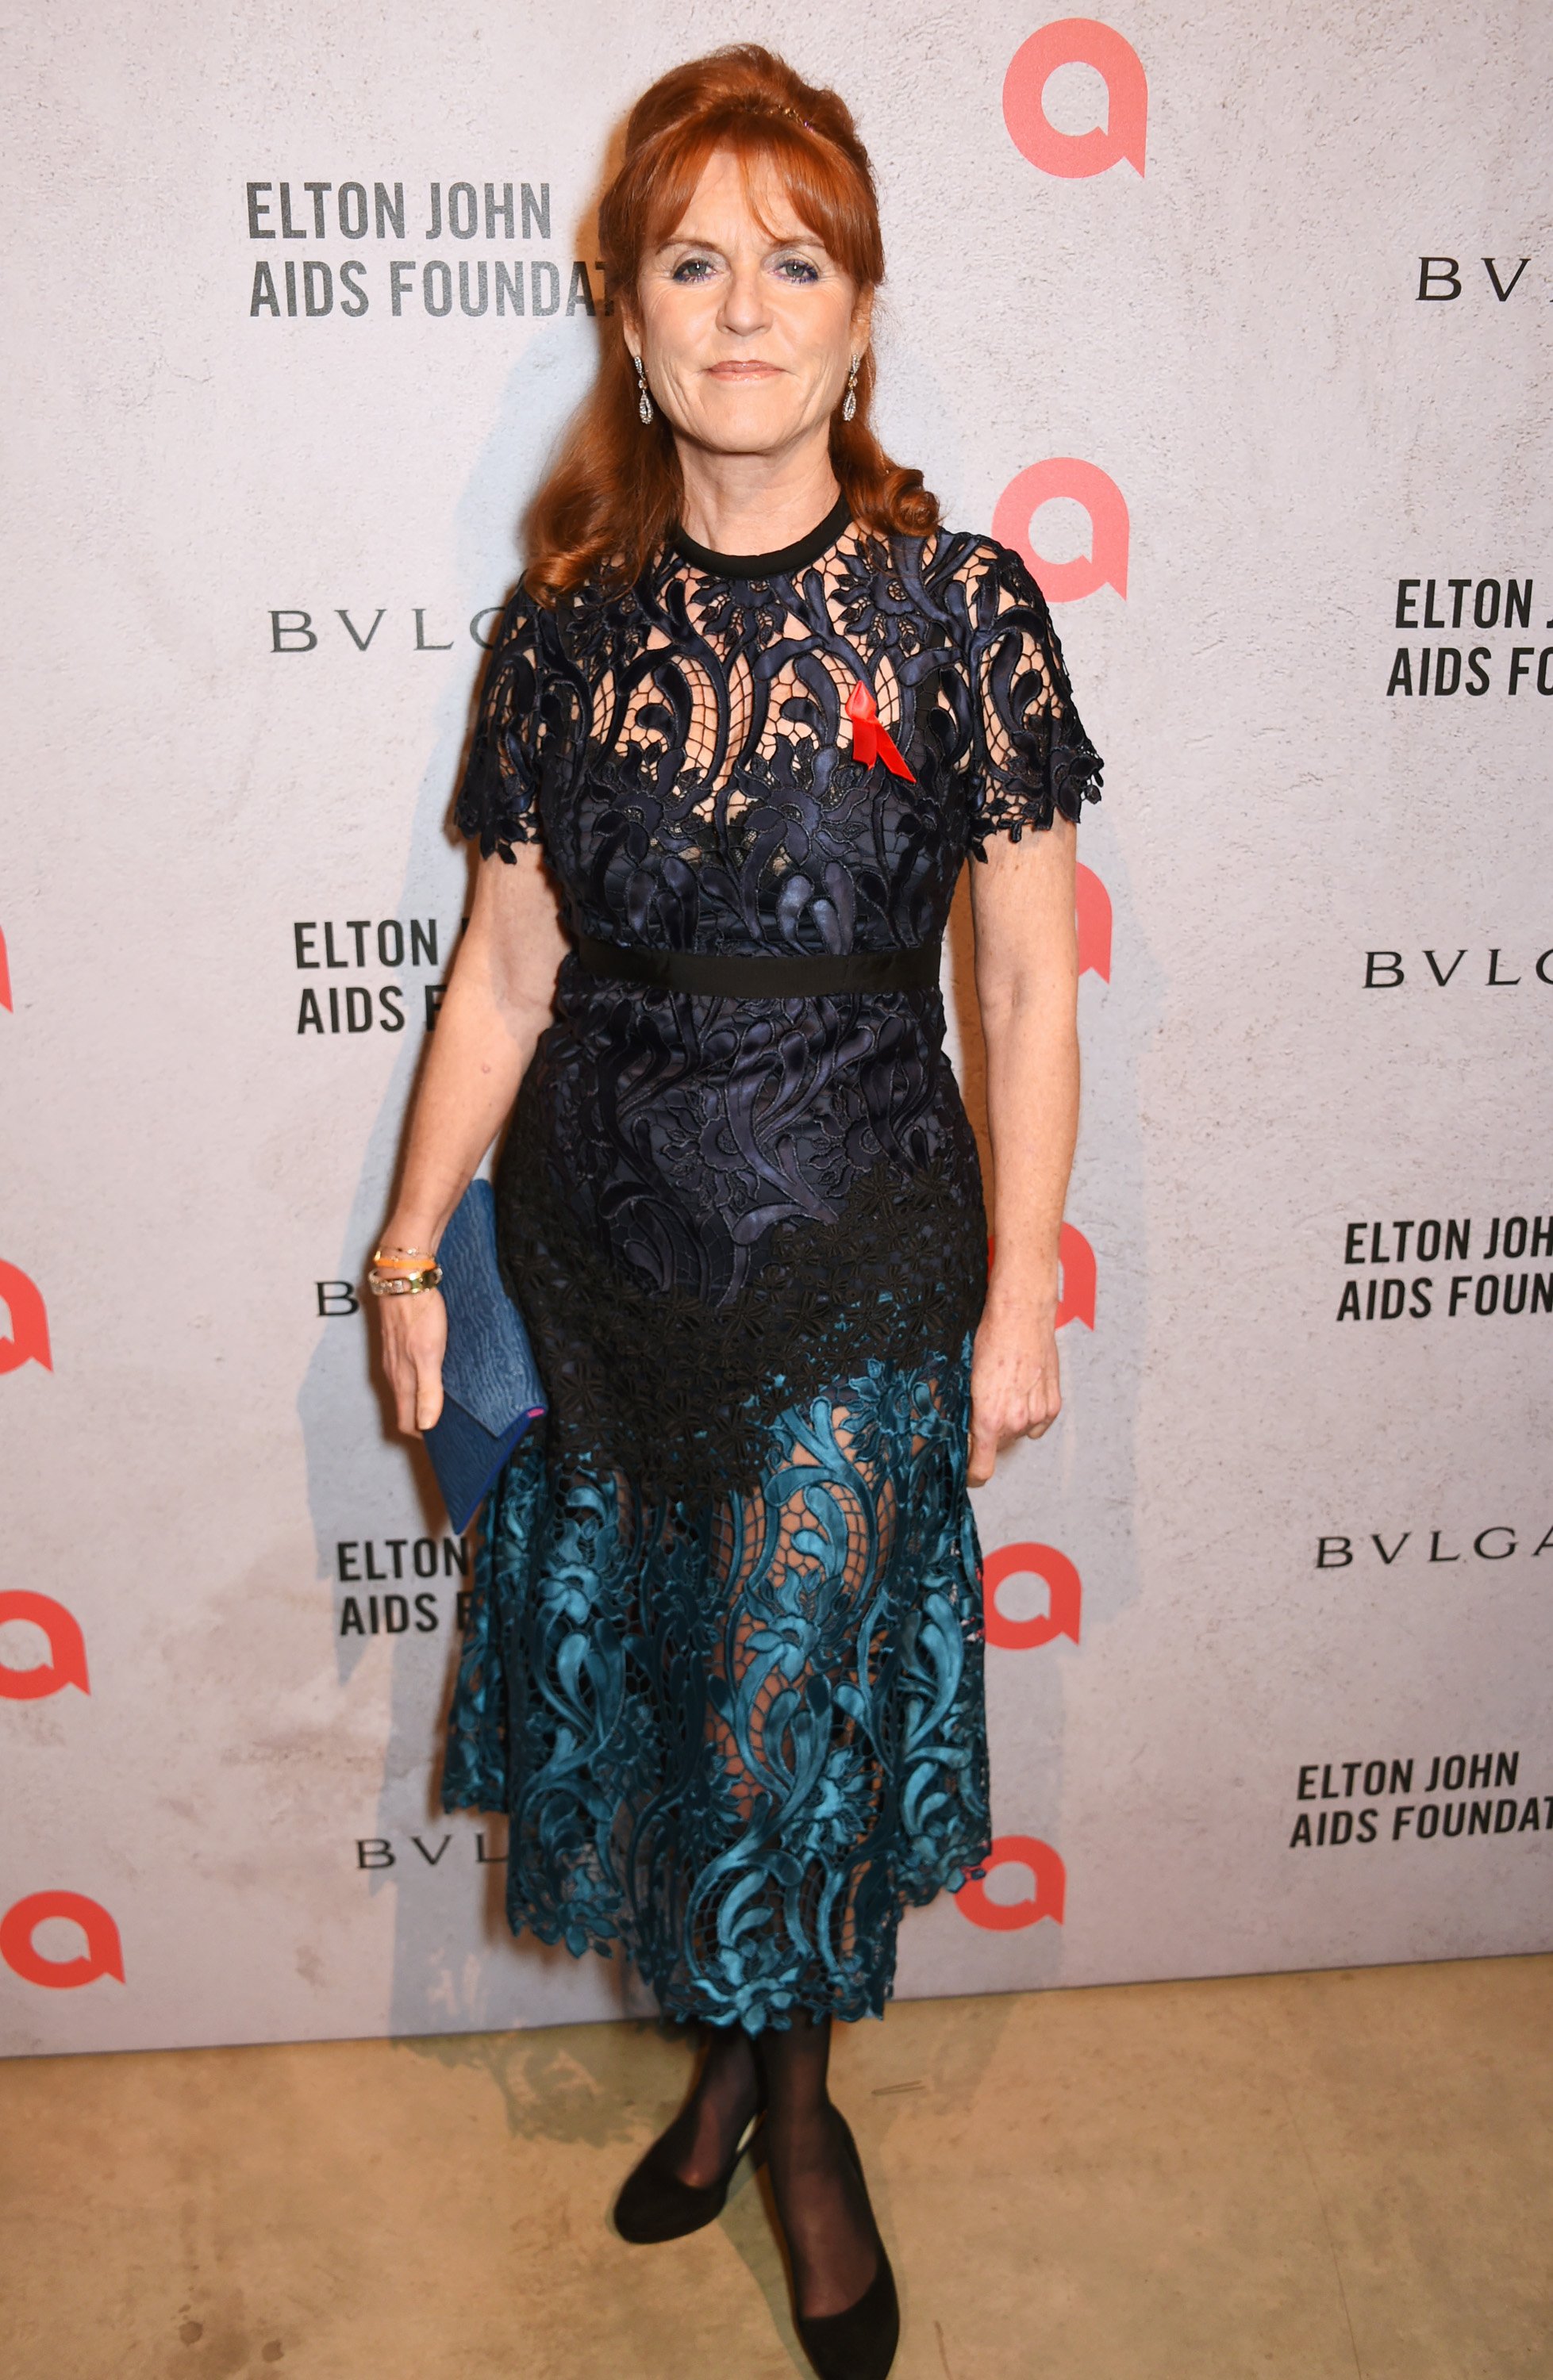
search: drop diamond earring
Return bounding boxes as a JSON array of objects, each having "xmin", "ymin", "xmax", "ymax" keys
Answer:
[
  {"xmin": 842, "ymin": 355, "xmax": 859, "ymax": 423},
  {"xmin": 633, "ymin": 354, "xmax": 653, "ymax": 425}
]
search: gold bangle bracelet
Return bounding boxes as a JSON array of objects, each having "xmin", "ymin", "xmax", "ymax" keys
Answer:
[
  {"xmin": 366, "ymin": 1265, "xmax": 443, "ymax": 1298},
  {"xmin": 372, "ymin": 1245, "xmax": 437, "ymax": 1265}
]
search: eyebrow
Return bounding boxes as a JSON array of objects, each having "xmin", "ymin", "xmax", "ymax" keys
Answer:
[{"xmin": 656, "ymin": 230, "xmax": 825, "ymax": 254}]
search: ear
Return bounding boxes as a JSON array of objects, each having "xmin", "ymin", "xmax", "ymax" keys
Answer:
[
  {"xmin": 849, "ymin": 283, "xmax": 875, "ymax": 355},
  {"xmin": 617, "ymin": 294, "xmax": 644, "ymax": 359}
]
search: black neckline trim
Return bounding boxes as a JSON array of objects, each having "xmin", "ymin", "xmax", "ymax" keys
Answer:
[{"xmin": 671, "ymin": 490, "xmax": 852, "ymax": 581}]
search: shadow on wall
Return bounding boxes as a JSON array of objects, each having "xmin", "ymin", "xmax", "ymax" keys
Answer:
[
  {"xmin": 294, "ymin": 275, "xmax": 621, "ymax": 2039},
  {"xmin": 292, "ymin": 135, "xmax": 676, "ymax": 2040}
]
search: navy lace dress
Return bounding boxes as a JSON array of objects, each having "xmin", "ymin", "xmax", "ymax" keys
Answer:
[{"xmin": 441, "ymin": 495, "xmax": 1101, "ymax": 2032}]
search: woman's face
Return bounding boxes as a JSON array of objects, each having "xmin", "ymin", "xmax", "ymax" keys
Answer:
[{"xmin": 624, "ymin": 147, "xmax": 871, "ymax": 464}]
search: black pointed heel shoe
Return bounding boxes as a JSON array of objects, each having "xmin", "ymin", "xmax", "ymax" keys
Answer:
[
  {"xmin": 790, "ymin": 2112, "xmax": 900, "ymax": 2380},
  {"xmin": 613, "ymin": 2104, "xmax": 764, "ymax": 2245}
]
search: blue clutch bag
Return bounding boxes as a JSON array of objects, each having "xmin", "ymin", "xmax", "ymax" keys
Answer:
[{"xmin": 421, "ymin": 1178, "xmax": 547, "ymax": 1534}]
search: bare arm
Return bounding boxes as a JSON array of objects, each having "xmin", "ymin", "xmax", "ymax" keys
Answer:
[
  {"xmin": 376, "ymin": 841, "xmax": 569, "ymax": 1433},
  {"xmin": 966, "ymin": 816, "xmax": 1080, "ymax": 1485}
]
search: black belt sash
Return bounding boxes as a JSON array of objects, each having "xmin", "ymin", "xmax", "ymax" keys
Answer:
[{"xmin": 575, "ymin": 933, "xmax": 943, "ymax": 998}]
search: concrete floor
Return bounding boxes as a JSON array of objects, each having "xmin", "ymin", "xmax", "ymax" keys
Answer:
[{"xmin": 5, "ymin": 1956, "xmax": 1551, "ymax": 2380}]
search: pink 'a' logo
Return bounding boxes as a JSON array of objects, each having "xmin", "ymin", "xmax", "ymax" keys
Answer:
[
  {"xmin": 0, "ymin": 1261, "xmax": 52, "ymax": 1374},
  {"xmin": 1002, "ymin": 20, "xmax": 1147, "ymax": 178},
  {"xmin": 0, "ymin": 1592, "xmax": 90, "ymax": 1700},
  {"xmin": 994, "ymin": 460, "xmax": 1130, "ymax": 604},
  {"xmin": 1056, "ymin": 1223, "xmax": 1096, "ymax": 1330},
  {"xmin": 984, "ymin": 1544, "xmax": 1082, "ymax": 1652},
  {"xmin": 957, "ymin": 1836, "xmax": 1067, "ymax": 1931},
  {"xmin": 1075, "ymin": 863, "xmax": 1111, "ymax": 981},
  {"xmin": 0, "ymin": 1891, "xmax": 125, "ymax": 1988}
]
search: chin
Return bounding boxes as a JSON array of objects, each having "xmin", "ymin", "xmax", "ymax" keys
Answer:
[{"xmin": 691, "ymin": 391, "xmax": 802, "ymax": 451}]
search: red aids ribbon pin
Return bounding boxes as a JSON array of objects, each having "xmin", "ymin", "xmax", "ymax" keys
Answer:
[{"xmin": 846, "ymin": 679, "xmax": 915, "ymax": 781}]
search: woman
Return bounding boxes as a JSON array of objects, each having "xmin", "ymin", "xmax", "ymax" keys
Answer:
[{"xmin": 372, "ymin": 45, "xmax": 1101, "ymax": 2380}]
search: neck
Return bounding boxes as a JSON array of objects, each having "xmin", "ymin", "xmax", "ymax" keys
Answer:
[{"xmin": 674, "ymin": 435, "xmax": 842, "ymax": 555}]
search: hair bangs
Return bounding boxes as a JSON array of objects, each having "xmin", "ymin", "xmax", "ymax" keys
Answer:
[{"xmin": 633, "ymin": 114, "xmax": 881, "ymax": 290}]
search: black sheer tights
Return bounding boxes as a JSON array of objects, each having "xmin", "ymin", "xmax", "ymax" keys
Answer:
[
  {"xmin": 668, "ymin": 2021, "xmax": 760, "ymax": 2190},
  {"xmin": 671, "ymin": 2014, "xmax": 878, "ymax": 2319}
]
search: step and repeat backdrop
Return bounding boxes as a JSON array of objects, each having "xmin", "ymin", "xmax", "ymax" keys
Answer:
[{"xmin": 4, "ymin": 1, "xmax": 1551, "ymax": 2055}]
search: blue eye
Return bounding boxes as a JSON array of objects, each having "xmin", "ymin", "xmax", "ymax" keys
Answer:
[
  {"xmin": 775, "ymin": 255, "xmax": 820, "ymax": 284},
  {"xmin": 671, "ymin": 256, "xmax": 715, "ymax": 282}
]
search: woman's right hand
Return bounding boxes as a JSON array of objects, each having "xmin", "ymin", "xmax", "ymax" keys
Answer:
[
  {"xmin": 378, "ymin": 1287, "xmax": 448, "ymax": 1436},
  {"xmin": 367, "ymin": 842, "xmax": 570, "ymax": 1439}
]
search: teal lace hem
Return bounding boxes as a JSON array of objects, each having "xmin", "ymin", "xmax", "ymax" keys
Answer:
[{"xmin": 441, "ymin": 1336, "xmax": 991, "ymax": 2033}]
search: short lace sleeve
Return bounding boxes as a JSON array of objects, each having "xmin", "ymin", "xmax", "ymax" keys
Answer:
[
  {"xmin": 454, "ymin": 585, "xmax": 544, "ymax": 861},
  {"xmin": 958, "ymin": 538, "xmax": 1103, "ymax": 857}
]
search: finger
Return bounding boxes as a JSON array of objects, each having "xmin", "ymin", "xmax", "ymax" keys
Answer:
[
  {"xmin": 414, "ymin": 1365, "xmax": 445, "ymax": 1434},
  {"xmin": 383, "ymin": 1352, "xmax": 418, "ymax": 1438}
]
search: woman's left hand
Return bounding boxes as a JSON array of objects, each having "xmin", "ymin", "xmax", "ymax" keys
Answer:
[{"xmin": 967, "ymin": 1299, "xmax": 1063, "ymax": 1486}]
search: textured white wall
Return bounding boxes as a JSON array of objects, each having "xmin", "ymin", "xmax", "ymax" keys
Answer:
[{"xmin": 3, "ymin": 0, "xmax": 1551, "ymax": 2054}]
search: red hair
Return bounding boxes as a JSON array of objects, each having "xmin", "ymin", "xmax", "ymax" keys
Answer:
[{"xmin": 524, "ymin": 45, "xmax": 938, "ymax": 605}]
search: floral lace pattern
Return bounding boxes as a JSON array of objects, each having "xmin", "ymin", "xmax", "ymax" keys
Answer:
[
  {"xmin": 442, "ymin": 1337, "xmax": 990, "ymax": 2032},
  {"xmin": 459, "ymin": 520, "xmax": 1102, "ymax": 898},
  {"xmin": 489, "ymin": 973, "xmax": 990, "ymax": 1509},
  {"xmin": 442, "ymin": 514, "xmax": 1099, "ymax": 2027}
]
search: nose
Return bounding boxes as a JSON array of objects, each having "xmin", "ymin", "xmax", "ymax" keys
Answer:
[{"xmin": 718, "ymin": 256, "xmax": 771, "ymax": 340}]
